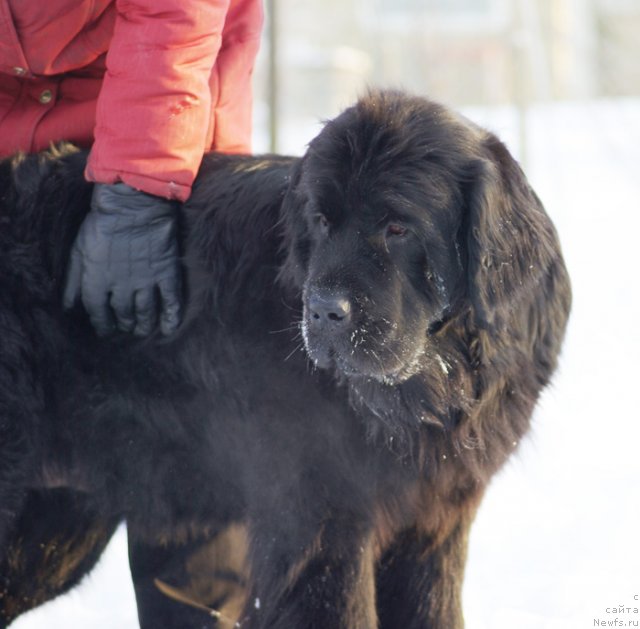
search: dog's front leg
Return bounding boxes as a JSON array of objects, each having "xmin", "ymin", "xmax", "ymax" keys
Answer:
[
  {"xmin": 375, "ymin": 519, "xmax": 472, "ymax": 629},
  {"xmin": 241, "ymin": 515, "xmax": 378, "ymax": 629}
]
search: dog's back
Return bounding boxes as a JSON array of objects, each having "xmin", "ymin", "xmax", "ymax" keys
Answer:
[{"xmin": 0, "ymin": 147, "xmax": 306, "ymax": 625}]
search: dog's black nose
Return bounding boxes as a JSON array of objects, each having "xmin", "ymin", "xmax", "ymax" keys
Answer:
[{"xmin": 308, "ymin": 293, "xmax": 352, "ymax": 327}]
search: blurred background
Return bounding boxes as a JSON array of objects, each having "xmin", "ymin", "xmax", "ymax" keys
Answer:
[
  {"xmin": 15, "ymin": 1, "xmax": 640, "ymax": 628},
  {"xmin": 253, "ymin": 0, "xmax": 640, "ymax": 156}
]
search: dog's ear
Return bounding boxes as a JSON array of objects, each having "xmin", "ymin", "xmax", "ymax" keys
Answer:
[
  {"xmin": 464, "ymin": 136, "xmax": 559, "ymax": 330},
  {"xmin": 278, "ymin": 158, "xmax": 311, "ymax": 288}
]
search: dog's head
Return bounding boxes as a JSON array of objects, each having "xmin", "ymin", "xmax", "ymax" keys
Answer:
[{"xmin": 280, "ymin": 90, "xmax": 560, "ymax": 386}]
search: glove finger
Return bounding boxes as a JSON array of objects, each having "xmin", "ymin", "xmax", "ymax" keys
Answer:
[
  {"xmin": 81, "ymin": 283, "xmax": 115, "ymax": 337},
  {"xmin": 62, "ymin": 245, "xmax": 83, "ymax": 310},
  {"xmin": 133, "ymin": 288, "xmax": 158, "ymax": 337},
  {"xmin": 110, "ymin": 288, "xmax": 136, "ymax": 334},
  {"xmin": 158, "ymin": 274, "xmax": 182, "ymax": 336}
]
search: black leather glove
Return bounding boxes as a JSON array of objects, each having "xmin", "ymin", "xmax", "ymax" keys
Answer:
[{"xmin": 63, "ymin": 182, "xmax": 182, "ymax": 337}]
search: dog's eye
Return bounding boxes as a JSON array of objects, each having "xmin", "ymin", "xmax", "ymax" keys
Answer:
[
  {"xmin": 313, "ymin": 213, "xmax": 330, "ymax": 234},
  {"xmin": 386, "ymin": 223, "xmax": 408, "ymax": 238}
]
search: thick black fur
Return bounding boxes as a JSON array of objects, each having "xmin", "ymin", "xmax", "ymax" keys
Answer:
[{"xmin": 0, "ymin": 91, "xmax": 571, "ymax": 628}]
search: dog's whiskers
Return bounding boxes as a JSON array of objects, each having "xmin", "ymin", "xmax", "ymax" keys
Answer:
[
  {"xmin": 268, "ymin": 321, "xmax": 303, "ymax": 335},
  {"xmin": 284, "ymin": 342, "xmax": 305, "ymax": 362},
  {"xmin": 279, "ymin": 296, "xmax": 302, "ymax": 313}
]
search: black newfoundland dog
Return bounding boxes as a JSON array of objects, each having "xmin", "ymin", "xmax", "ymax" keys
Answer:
[{"xmin": 0, "ymin": 91, "xmax": 570, "ymax": 628}]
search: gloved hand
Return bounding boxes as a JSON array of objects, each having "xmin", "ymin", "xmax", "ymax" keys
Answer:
[{"xmin": 63, "ymin": 182, "xmax": 182, "ymax": 337}]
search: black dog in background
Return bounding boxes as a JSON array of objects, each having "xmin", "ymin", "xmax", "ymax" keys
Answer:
[{"xmin": 0, "ymin": 91, "xmax": 570, "ymax": 628}]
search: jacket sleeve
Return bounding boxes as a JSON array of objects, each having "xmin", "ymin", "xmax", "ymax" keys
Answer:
[{"xmin": 85, "ymin": 0, "xmax": 233, "ymax": 201}]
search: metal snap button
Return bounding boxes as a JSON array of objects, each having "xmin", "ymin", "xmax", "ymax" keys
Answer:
[
  {"xmin": 39, "ymin": 89, "xmax": 53, "ymax": 104},
  {"xmin": 13, "ymin": 66, "xmax": 26, "ymax": 76}
]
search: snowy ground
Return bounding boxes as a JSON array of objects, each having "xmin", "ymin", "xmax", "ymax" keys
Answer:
[{"xmin": 13, "ymin": 99, "xmax": 640, "ymax": 629}]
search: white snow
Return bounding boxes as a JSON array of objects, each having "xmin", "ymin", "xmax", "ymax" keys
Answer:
[
  {"xmin": 13, "ymin": 98, "xmax": 640, "ymax": 628},
  {"xmin": 436, "ymin": 354, "xmax": 450, "ymax": 375}
]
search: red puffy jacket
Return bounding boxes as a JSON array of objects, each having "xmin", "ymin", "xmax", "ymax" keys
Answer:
[{"xmin": 0, "ymin": 0, "xmax": 262, "ymax": 200}]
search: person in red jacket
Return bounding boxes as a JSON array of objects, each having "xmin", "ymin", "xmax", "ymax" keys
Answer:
[{"xmin": 0, "ymin": 0, "xmax": 263, "ymax": 336}]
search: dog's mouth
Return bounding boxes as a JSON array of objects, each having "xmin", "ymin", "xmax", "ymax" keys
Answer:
[{"xmin": 301, "ymin": 313, "xmax": 425, "ymax": 384}]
